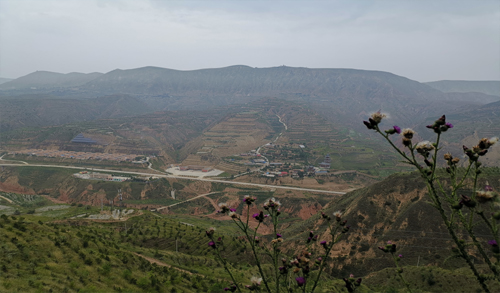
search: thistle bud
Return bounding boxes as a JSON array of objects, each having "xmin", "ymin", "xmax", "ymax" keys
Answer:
[
  {"xmin": 435, "ymin": 115, "xmax": 446, "ymax": 126},
  {"xmin": 460, "ymin": 195, "xmax": 476, "ymax": 208},
  {"xmin": 363, "ymin": 121, "xmax": 374, "ymax": 130},
  {"xmin": 333, "ymin": 211, "xmax": 342, "ymax": 221},
  {"xmin": 370, "ymin": 112, "xmax": 386, "ymax": 124},
  {"xmin": 424, "ymin": 159, "xmax": 433, "ymax": 167},
  {"xmin": 489, "ymin": 240, "xmax": 500, "ymax": 254},
  {"xmin": 401, "ymin": 129, "xmax": 415, "ymax": 139}
]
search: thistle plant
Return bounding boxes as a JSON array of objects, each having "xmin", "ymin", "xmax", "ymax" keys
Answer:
[
  {"xmin": 207, "ymin": 197, "xmax": 356, "ymax": 292},
  {"xmin": 378, "ymin": 241, "xmax": 411, "ymax": 293},
  {"xmin": 364, "ymin": 112, "xmax": 499, "ymax": 292}
]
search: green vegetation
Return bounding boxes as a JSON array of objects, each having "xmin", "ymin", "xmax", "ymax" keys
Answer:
[{"xmin": 0, "ymin": 214, "xmax": 227, "ymax": 292}]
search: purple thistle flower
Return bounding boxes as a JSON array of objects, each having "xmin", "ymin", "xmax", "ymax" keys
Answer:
[
  {"xmin": 208, "ymin": 241, "xmax": 216, "ymax": 248},
  {"xmin": 445, "ymin": 122, "xmax": 453, "ymax": 129},
  {"xmin": 488, "ymin": 240, "xmax": 498, "ymax": 246},
  {"xmin": 295, "ymin": 277, "xmax": 306, "ymax": 287},
  {"xmin": 276, "ymin": 233, "xmax": 282, "ymax": 238},
  {"xmin": 393, "ymin": 125, "xmax": 401, "ymax": 134},
  {"xmin": 398, "ymin": 254, "xmax": 403, "ymax": 258},
  {"xmin": 485, "ymin": 182, "xmax": 493, "ymax": 192},
  {"xmin": 229, "ymin": 208, "xmax": 236, "ymax": 212},
  {"xmin": 252, "ymin": 213, "xmax": 259, "ymax": 218}
]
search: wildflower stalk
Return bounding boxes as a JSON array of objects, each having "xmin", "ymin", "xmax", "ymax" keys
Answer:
[
  {"xmin": 233, "ymin": 205, "xmax": 272, "ymax": 293},
  {"xmin": 271, "ymin": 208, "xmax": 280, "ymax": 293},
  {"xmin": 365, "ymin": 115, "xmax": 497, "ymax": 292},
  {"xmin": 309, "ymin": 223, "xmax": 342, "ymax": 293},
  {"xmin": 390, "ymin": 252, "xmax": 412, "ymax": 293},
  {"xmin": 457, "ymin": 210, "xmax": 499, "ymax": 278},
  {"xmin": 428, "ymin": 182, "xmax": 490, "ymax": 292},
  {"xmin": 213, "ymin": 243, "xmax": 242, "ymax": 293}
]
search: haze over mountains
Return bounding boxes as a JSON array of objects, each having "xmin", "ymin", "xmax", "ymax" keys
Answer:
[
  {"xmin": 0, "ymin": 71, "xmax": 103, "ymax": 90},
  {"xmin": 1, "ymin": 65, "xmax": 498, "ymax": 129},
  {"xmin": 425, "ymin": 80, "xmax": 500, "ymax": 96}
]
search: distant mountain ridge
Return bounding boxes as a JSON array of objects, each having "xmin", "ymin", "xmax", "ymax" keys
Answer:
[
  {"xmin": 1, "ymin": 66, "xmax": 499, "ymax": 131},
  {"xmin": 425, "ymin": 80, "xmax": 500, "ymax": 96},
  {"xmin": 0, "ymin": 71, "xmax": 103, "ymax": 90},
  {"xmin": 0, "ymin": 77, "xmax": 12, "ymax": 85},
  {"xmin": 70, "ymin": 66, "xmax": 500, "ymax": 125}
]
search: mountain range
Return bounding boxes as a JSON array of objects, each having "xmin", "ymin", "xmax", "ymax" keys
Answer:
[
  {"xmin": 0, "ymin": 66, "xmax": 498, "ymax": 170},
  {"xmin": 1, "ymin": 66, "xmax": 498, "ymax": 129}
]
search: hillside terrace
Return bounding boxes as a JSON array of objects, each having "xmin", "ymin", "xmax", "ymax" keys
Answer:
[{"xmin": 8, "ymin": 149, "xmax": 139, "ymax": 162}]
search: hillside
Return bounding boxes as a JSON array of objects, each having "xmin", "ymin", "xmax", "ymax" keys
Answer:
[
  {"xmin": 0, "ymin": 94, "xmax": 152, "ymax": 132},
  {"xmin": 283, "ymin": 169, "xmax": 500, "ymax": 278},
  {"xmin": 1, "ymin": 167, "xmax": 500, "ymax": 292},
  {"xmin": 0, "ymin": 97, "xmax": 412, "ymax": 176},
  {"xmin": 425, "ymin": 80, "xmax": 500, "ymax": 96}
]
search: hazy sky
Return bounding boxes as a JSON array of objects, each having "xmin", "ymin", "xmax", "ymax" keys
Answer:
[{"xmin": 1, "ymin": 0, "xmax": 499, "ymax": 82}]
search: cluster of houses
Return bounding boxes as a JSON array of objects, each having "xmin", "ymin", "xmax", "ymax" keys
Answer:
[{"xmin": 261, "ymin": 165, "xmax": 328, "ymax": 178}]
